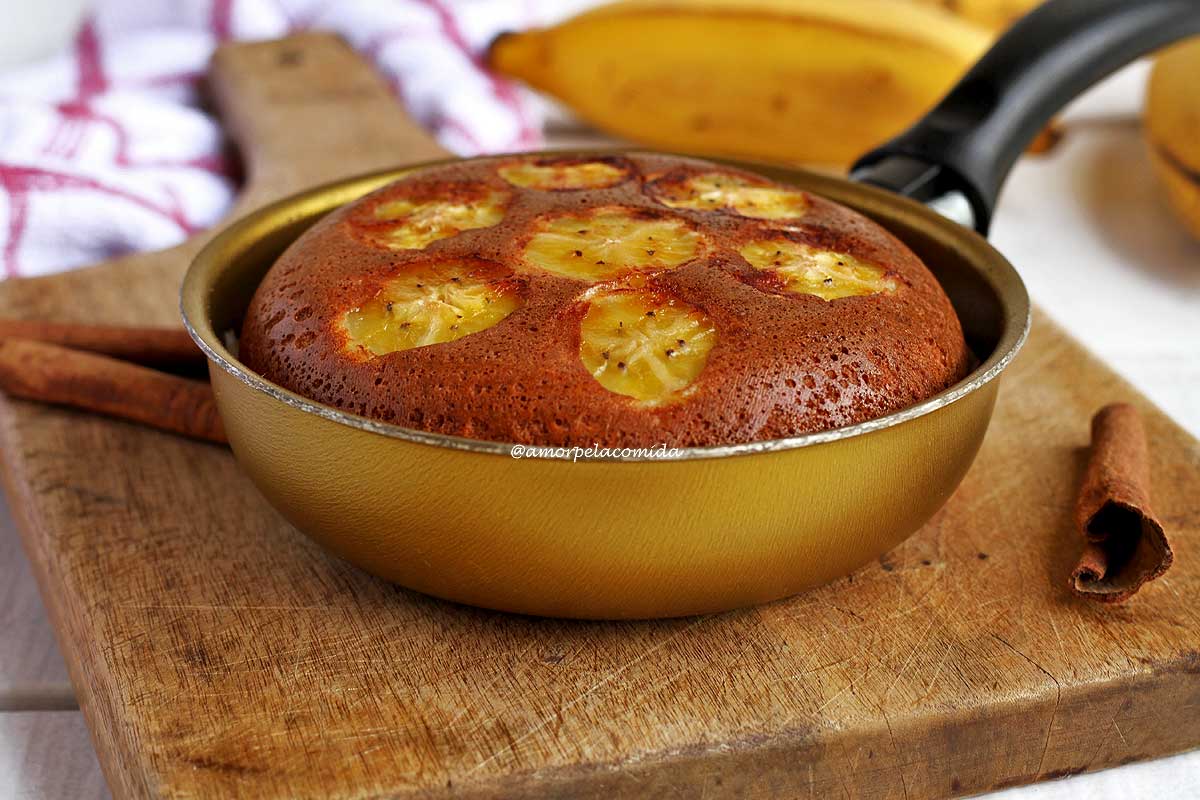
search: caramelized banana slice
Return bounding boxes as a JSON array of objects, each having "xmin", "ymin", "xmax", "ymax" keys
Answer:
[
  {"xmin": 579, "ymin": 289, "xmax": 716, "ymax": 405},
  {"xmin": 343, "ymin": 260, "xmax": 521, "ymax": 356},
  {"xmin": 355, "ymin": 183, "xmax": 509, "ymax": 250},
  {"xmin": 498, "ymin": 157, "xmax": 630, "ymax": 190},
  {"xmin": 522, "ymin": 207, "xmax": 704, "ymax": 281},
  {"xmin": 647, "ymin": 171, "xmax": 809, "ymax": 220},
  {"xmin": 739, "ymin": 238, "xmax": 897, "ymax": 300}
]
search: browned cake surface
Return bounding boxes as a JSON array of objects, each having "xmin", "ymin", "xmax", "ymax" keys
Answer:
[{"xmin": 240, "ymin": 153, "xmax": 969, "ymax": 447}]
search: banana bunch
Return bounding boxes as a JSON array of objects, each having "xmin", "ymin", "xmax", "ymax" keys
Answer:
[
  {"xmin": 1145, "ymin": 39, "xmax": 1200, "ymax": 241},
  {"xmin": 487, "ymin": 0, "xmax": 994, "ymax": 167}
]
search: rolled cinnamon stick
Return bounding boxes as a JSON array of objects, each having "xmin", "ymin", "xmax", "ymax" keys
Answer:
[
  {"xmin": 0, "ymin": 338, "xmax": 226, "ymax": 444},
  {"xmin": 1071, "ymin": 403, "xmax": 1172, "ymax": 602},
  {"xmin": 0, "ymin": 320, "xmax": 205, "ymax": 370}
]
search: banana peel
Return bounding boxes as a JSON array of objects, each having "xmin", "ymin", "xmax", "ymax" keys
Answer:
[
  {"xmin": 1145, "ymin": 39, "xmax": 1200, "ymax": 241},
  {"xmin": 487, "ymin": 0, "xmax": 992, "ymax": 167},
  {"xmin": 910, "ymin": 0, "xmax": 1043, "ymax": 32}
]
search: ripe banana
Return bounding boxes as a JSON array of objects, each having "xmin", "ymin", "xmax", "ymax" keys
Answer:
[
  {"xmin": 909, "ymin": 0, "xmax": 1043, "ymax": 31},
  {"xmin": 358, "ymin": 187, "xmax": 508, "ymax": 250},
  {"xmin": 342, "ymin": 262, "xmax": 522, "ymax": 356},
  {"xmin": 646, "ymin": 170, "xmax": 809, "ymax": 219},
  {"xmin": 578, "ymin": 288, "xmax": 716, "ymax": 404},
  {"xmin": 487, "ymin": 0, "xmax": 991, "ymax": 167},
  {"xmin": 521, "ymin": 207, "xmax": 704, "ymax": 281},
  {"xmin": 738, "ymin": 239, "xmax": 897, "ymax": 301},
  {"xmin": 1145, "ymin": 39, "xmax": 1200, "ymax": 241}
]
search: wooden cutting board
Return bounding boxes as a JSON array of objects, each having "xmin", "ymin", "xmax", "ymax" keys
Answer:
[{"xmin": 1, "ymin": 34, "xmax": 1197, "ymax": 800}]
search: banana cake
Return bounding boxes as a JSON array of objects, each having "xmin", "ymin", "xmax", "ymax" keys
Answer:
[{"xmin": 239, "ymin": 153, "xmax": 970, "ymax": 447}]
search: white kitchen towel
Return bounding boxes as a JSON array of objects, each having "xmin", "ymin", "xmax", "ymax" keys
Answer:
[{"xmin": 0, "ymin": 0, "xmax": 591, "ymax": 278}]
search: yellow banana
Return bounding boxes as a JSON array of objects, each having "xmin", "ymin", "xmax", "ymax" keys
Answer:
[
  {"xmin": 1145, "ymin": 39, "xmax": 1200, "ymax": 241},
  {"xmin": 487, "ymin": 0, "xmax": 991, "ymax": 167},
  {"xmin": 910, "ymin": 0, "xmax": 1063, "ymax": 156},
  {"xmin": 909, "ymin": 0, "xmax": 1043, "ymax": 31}
]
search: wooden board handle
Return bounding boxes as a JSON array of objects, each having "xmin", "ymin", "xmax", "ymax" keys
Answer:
[{"xmin": 209, "ymin": 32, "xmax": 453, "ymax": 210}]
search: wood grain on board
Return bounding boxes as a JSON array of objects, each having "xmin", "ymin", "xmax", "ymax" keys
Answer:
[{"xmin": 0, "ymin": 34, "xmax": 1196, "ymax": 800}]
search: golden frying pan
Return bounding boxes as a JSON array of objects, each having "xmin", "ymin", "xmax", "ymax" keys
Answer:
[{"xmin": 181, "ymin": 0, "xmax": 1200, "ymax": 619}]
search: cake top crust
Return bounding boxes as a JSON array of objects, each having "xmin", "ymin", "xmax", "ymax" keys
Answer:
[{"xmin": 239, "ymin": 152, "xmax": 970, "ymax": 447}]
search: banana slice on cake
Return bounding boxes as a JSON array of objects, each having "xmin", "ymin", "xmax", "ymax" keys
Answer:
[
  {"xmin": 579, "ymin": 289, "xmax": 716, "ymax": 404},
  {"xmin": 648, "ymin": 171, "xmax": 809, "ymax": 220},
  {"xmin": 356, "ymin": 185, "xmax": 509, "ymax": 250},
  {"xmin": 522, "ymin": 207, "xmax": 704, "ymax": 281},
  {"xmin": 343, "ymin": 261, "xmax": 521, "ymax": 356},
  {"xmin": 498, "ymin": 157, "xmax": 630, "ymax": 190},
  {"xmin": 739, "ymin": 239, "xmax": 896, "ymax": 300}
]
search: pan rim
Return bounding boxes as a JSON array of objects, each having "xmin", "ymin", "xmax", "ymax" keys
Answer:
[{"xmin": 182, "ymin": 152, "xmax": 1031, "ymax": 463}]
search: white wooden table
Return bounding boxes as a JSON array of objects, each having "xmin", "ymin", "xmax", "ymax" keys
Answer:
[{"xmin": 2, "ymin": 64, "xmax": 1198, "ymax": 799}]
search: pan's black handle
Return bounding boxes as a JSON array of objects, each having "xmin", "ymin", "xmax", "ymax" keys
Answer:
[{"xmin": 850, "ymin": 0, "xmax": 1200, "ymax": 236}]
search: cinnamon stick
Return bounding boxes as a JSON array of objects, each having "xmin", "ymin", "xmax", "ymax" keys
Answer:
[
  {"xmin": 1026, "ymin": 119, "xmax": 1065, "ymax": 156},
  {"xmin": 0, "ymin": 320, "xmax": 205, "ymax": 370},
  {"xmin": 0, "ymin": 338, "xmax": 226, "ymax": 444},
  {"xmin": 1071, "ymin": 403, "xmax": 1172, "ymax": 602}
]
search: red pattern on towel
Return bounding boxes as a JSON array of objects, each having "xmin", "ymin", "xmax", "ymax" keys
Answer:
[{"xmin": 0, "ymin": 0, "xmax": 587, "ymax": 277}]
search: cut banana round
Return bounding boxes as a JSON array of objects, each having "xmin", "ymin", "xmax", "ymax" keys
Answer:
[
  {"xmin": 342, "ymin": 261, "xmax": 522, "ymax": 356},
  {"xmin": 521, "ymin": 207, "xmax": 704, "ymax": 281},
  {"xmin": 739, "ymin": 239, "xmax": 896, "ymax": 300},
  {"xmin": 648, "ymin": 171, "xmax": 809, "ymax": 220},
  {"xmin": 498, "ymin": 157, "xmax": 630, "ymax": 190},
  {"xmin": 356, "ymin": 185, "xmax": 508, "ymax": 250},
  {"xmin": 579, "ymin": 289, "xmax": 716, "ymax": 405}
]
